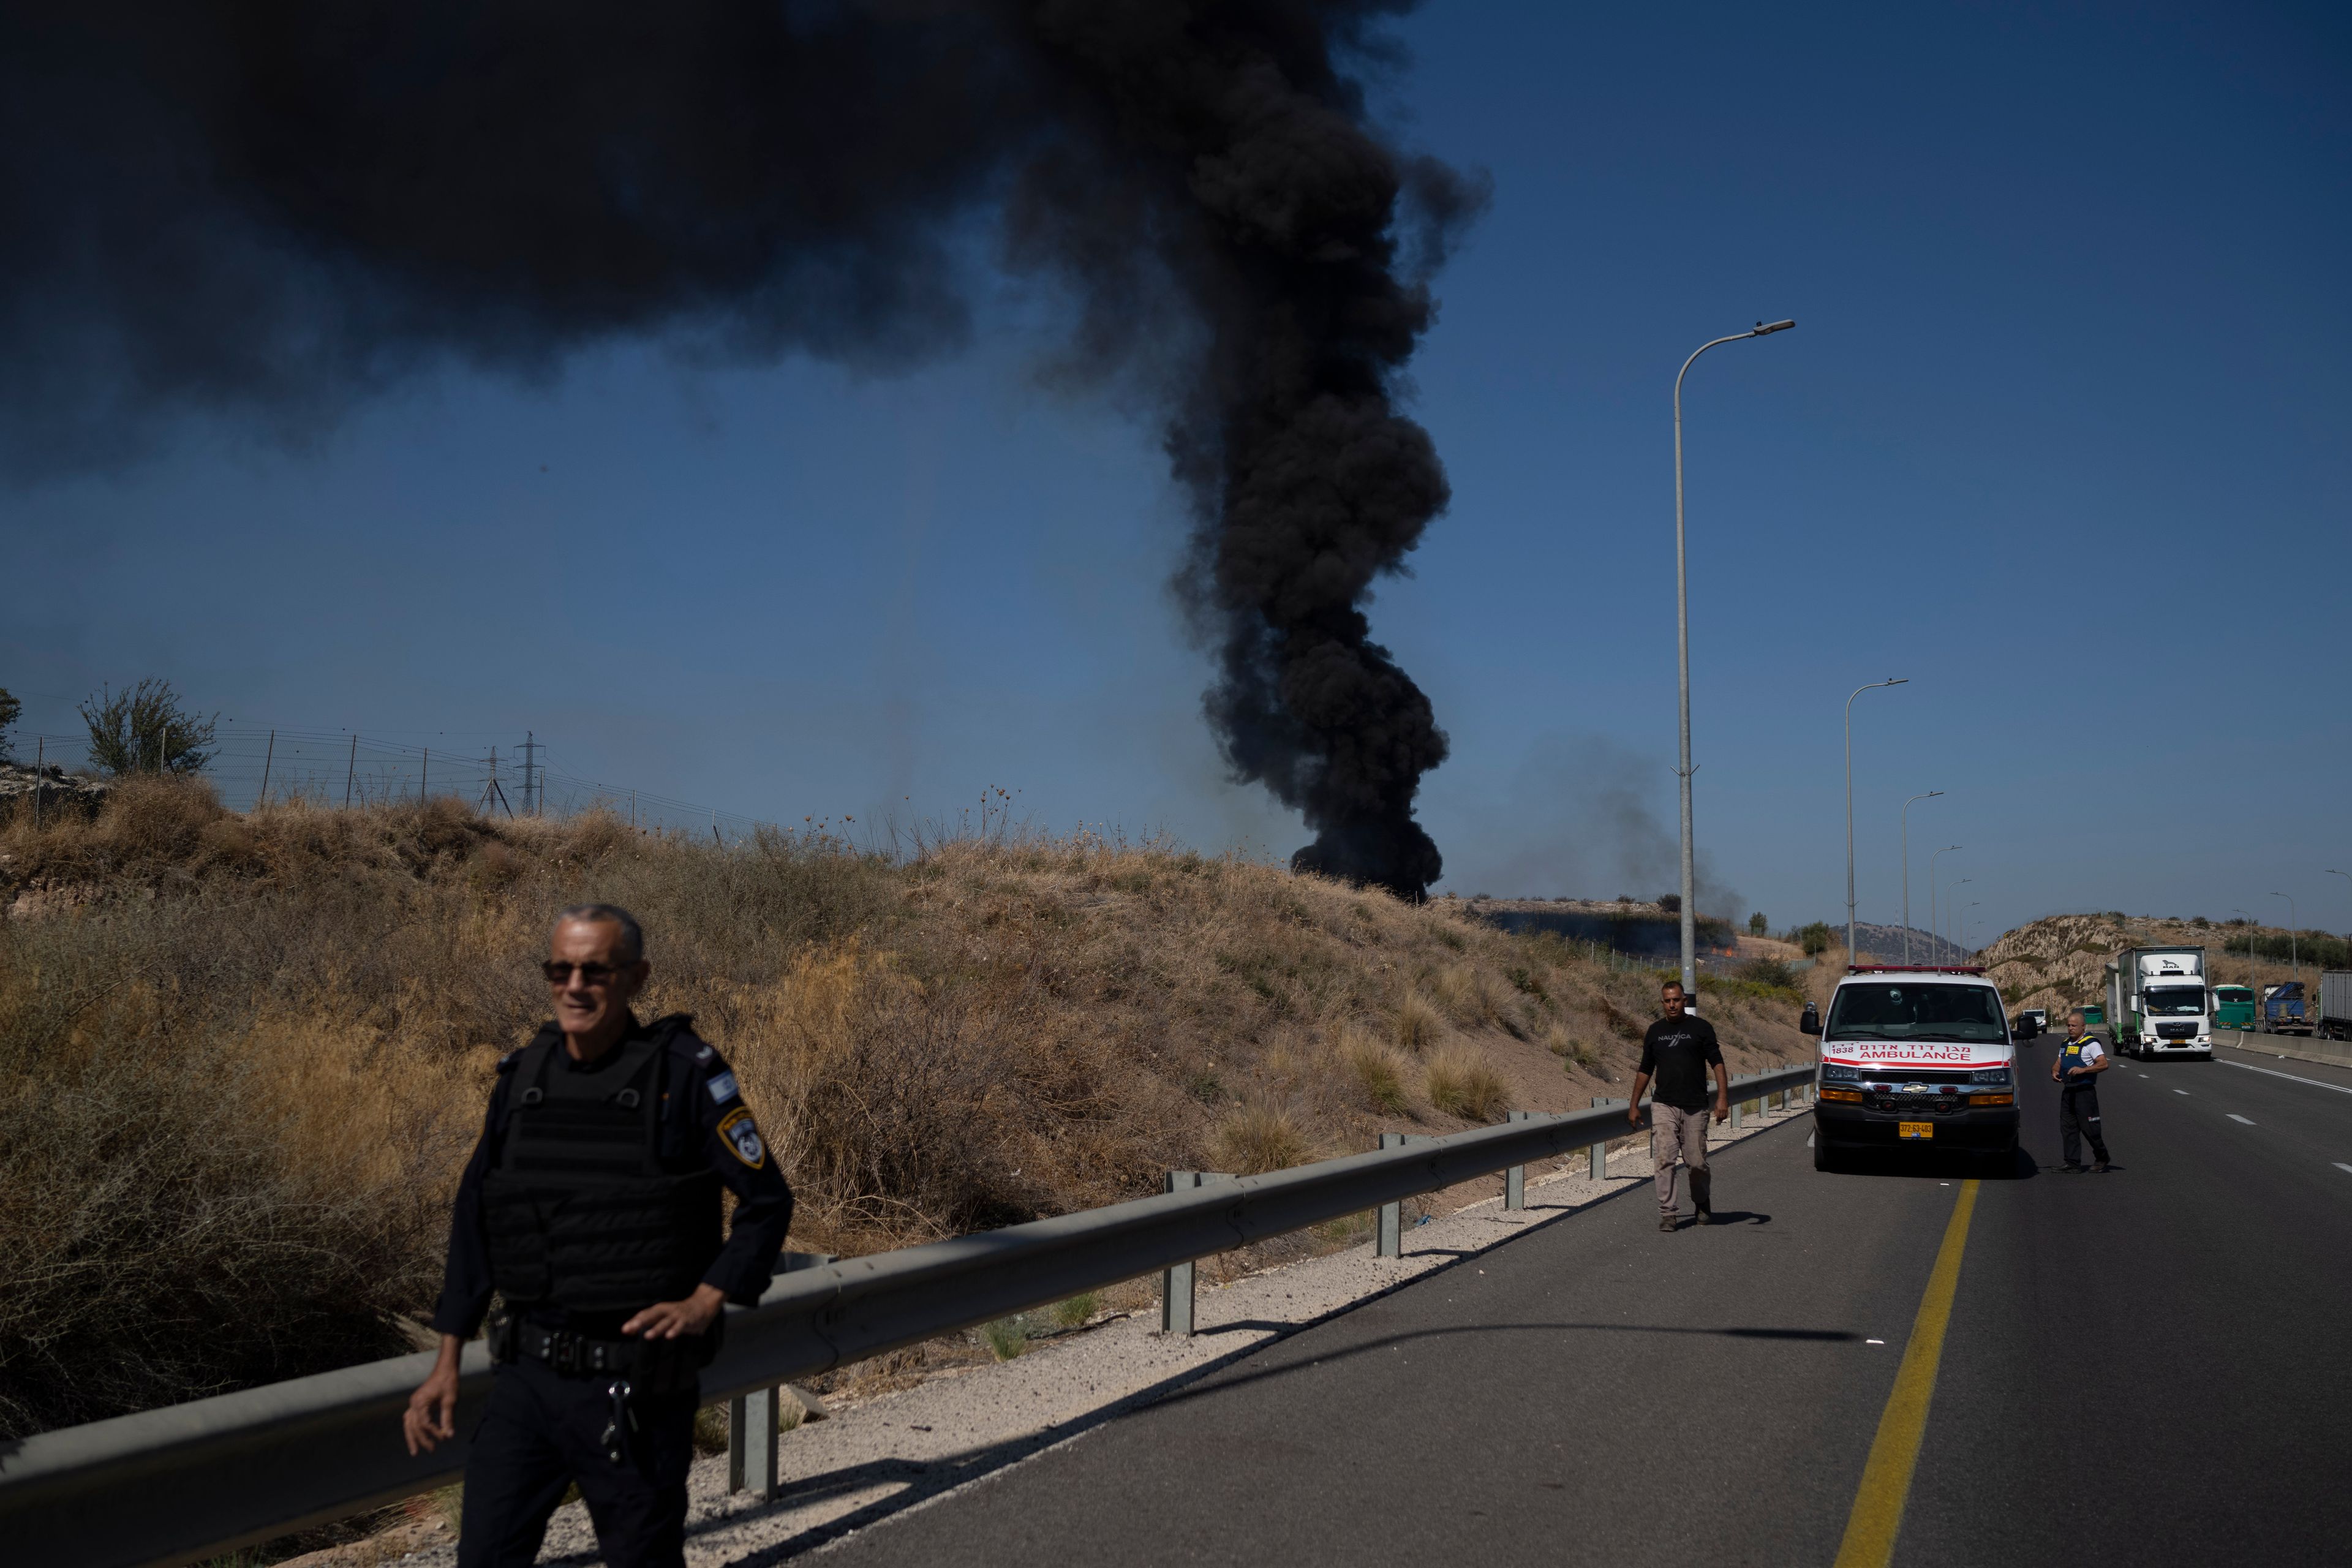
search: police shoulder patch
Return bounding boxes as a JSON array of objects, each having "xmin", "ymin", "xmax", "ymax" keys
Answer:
[
  {"xmin": 706, "ymin": 1069, "xmax": 740, "ymax": 1105},
  {"xmin": 717, "ymin": 1106, "xmax": 766, "ymax": 1170}
]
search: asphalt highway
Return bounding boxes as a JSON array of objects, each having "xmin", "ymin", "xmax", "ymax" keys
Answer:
[{"xmin": 816, "ymin": 1042, "xmax": 2352, "ymax": 1567}]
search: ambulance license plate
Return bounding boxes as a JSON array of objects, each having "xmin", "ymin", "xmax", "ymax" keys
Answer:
[{"xmin": 1899, "ymin": 1121, "xmax": 1934, "ymax": 1140}]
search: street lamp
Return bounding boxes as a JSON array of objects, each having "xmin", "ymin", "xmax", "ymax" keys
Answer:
[
  {"xmin": 2271, "ymin": 892, "xmax": 2299, "ymax": 980},
  {"xmin": 1672, "ymin": 317, "xmax": 1797, "ymax": 999},
  {"xmin": 1929, "ymin": 846, "xmax": 1962, "ymax": 959},
  {"xmin": 1943, "ymin": 878, "xmax": 1972, "ymax": 956},
  {"xmin": 1961, "ymin": 902, "xmax": 1981, "ymax": 957},
  {"xmin": 1844, "ymin": 679, "xmax": 1909, "ymax": 965},
  {"xmin": 1901, "ymin": 791, "xmax": 1945, "ymax": 963}
]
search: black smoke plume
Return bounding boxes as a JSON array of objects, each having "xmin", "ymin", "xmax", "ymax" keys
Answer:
[{"xmin": 0, "ymin": 1, "xmax": 1481, "ymax": 897}]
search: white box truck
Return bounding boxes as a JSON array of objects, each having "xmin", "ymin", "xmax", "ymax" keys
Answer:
[
  {"xmin": 2320, "ymin": 971, "xmax": 2352, "ymax": 1042},
  {"xmin": 2106, "ymin": 946, "xmax": 2212, "ymax": 1060}
]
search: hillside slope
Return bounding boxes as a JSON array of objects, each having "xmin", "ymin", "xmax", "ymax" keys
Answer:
[
  {"xmin": 0, "ymin": 780, "xmax": 1811, "ymax": 1438},
  {"xmin": 1979, "ymin": 910, "xmax": 2319, "ymax": 1017}
]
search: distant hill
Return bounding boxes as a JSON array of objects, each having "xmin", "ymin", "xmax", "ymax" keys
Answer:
[
  {"xmin": 1978, "ymin": 911, "xmax": 2310, "ymax": 1017},
  {"xmin": 1848, "ymin": 923, "xmax": 1968, "ymax": 965}
]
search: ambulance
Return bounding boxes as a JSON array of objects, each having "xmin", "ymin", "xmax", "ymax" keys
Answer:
[{"xmin": 1807, "ymin": 964, "xmax": 2019, "ymax": 1172}]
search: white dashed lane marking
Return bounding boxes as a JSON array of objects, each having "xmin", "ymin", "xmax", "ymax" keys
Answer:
[
  {"xmin": 2335, "ymin": 1164, "xmax": 2352, "ymax": 1176},
  {"xmin": 2217, "ymin": 1058, "xmax": 2352, "ymax": 1096},
  {"xmin": 2176, "ymin": 1089, "xmax": 2190, "ymax": 1095},
  {"xmin": 2228, "ymin": 1114, "xmax": 2256, "ymax": 1126}
]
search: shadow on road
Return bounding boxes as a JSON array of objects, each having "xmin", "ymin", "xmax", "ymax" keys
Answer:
[{"xmin": 1821, "ymin": 1144, "xmax": 2038, "ymax": 1181}]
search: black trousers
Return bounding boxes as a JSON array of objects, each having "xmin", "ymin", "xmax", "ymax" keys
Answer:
[
  {"xmin": 2059, "ymin": 1084, "xmax": 2110, "ymax": 1166},
  {"xmin": 458, "ymin": 1355, "xmax": 699, "ymax": 1568}
]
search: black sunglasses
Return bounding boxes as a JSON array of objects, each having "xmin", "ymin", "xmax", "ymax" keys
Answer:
[{"xmin": 541, "ymin": 960, "xmax": 636, "ymax": 984}]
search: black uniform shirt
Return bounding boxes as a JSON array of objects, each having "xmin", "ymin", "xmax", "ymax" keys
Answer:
[
  {"xmin": 1638, "ymin": 1013, "xmax": 1724, "ymax": 1110},
  {"xmin": 429, "ymin": 1013, "xmax": 793, "ymax": 1338}
]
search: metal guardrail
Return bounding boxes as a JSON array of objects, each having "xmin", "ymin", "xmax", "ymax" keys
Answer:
[{"xmin": 0, "ymin": 1065, "xmax": 1817, "ymax": 1568}]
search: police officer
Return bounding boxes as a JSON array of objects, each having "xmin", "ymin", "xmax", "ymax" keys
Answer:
[
  {"xmin": 2051, "ymin": 1008, "xmax": 2113, "ymax": 1173},
  {"xmin": 402, "ymin": 903, "xmax": 792, "ymax": 1568}
]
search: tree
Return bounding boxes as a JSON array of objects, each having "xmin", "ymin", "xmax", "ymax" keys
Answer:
[
  {"xmin": 1796, "ymin": 921, "xmax": 1833, "ymax": 957},
  {"xmin": 1747, "ymin": 911, "xmax": 1768, "ymax": 936},
  {"xmin": 80, "ymin": 679, "xmax": 216, "ymax": 775},
  {"xmin": 0, "ymin": 686, "xmax": 20, "ymax": 761},
  {"xmin": 1657, "ymin": 892, "xmax": 1681, "ymax": 914}
]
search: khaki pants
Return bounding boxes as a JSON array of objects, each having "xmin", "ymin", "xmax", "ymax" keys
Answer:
[{"xmin": 1651, "ymin": 1102, "xmax": 1713, "ymax": 1216}]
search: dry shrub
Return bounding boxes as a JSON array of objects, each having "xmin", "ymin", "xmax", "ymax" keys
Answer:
[
  {"xmin": 1544, "ymin": 1023, "xmax": 1600, "ymax": 1070},
  {"xmin": 1433, "ymin": 962, "xmax": 1502, "ymax": 1026},
  {"xmin": 1425, "ymin": 1046, "xmax": 1509, "ymax": 1121},
  {"xmin": 1340, "ymin": 1025, "xmax": 1410, "ymax": 1114},
  {"xmin": 1210, "ymin": 1098, "xmax": 1311, "ymax": 1175},
  {"xmin": 1392, "ymin": 992, "xmax": 1442, "ymax": 1053}
]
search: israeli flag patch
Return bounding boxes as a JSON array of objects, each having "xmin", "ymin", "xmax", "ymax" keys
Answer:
[{"xmin": 706, "ymin": 1070, "xmax": 740, "ymax": 1105}]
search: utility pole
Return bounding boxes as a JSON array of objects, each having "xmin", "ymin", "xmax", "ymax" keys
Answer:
[
  {"xmin": 480, "ymin": 748, "xmax": 514, "ymax": 818},
  {"xmin": 1672, "ymin": 317, "xmax": 1797, "ymax": 1001},
  {"xmin": 344, "ymin": 734, "xmax": 358, "ymax": 809},
  {"xmin": 33, "ymin": 735, "xmax": 42, "ymax": 829},
  {"xmin": 520, "ymin": 731, "xmax": 540, "ymax": 816},
  {"xmin": 2271, "ymin": 892, "xmax": 2299, "ymax": 981},
  {"xmin": 1901, "ymin": 791, "xmax": 1945, "ymax": 963},
  {"xmin": 258, "ymin": 729, "xmax": 275, "ymax": 808},
  {"xmin": 1929, "ymin": 846, "xmax": 1962, "ymax": 962},
  {"xmin": 1844, "ymin": 678, "xmax": 1909, "ymax": 965},
  {"xmin": 421, "ymin": 747, "xmax": 429, "ymax": 802}
]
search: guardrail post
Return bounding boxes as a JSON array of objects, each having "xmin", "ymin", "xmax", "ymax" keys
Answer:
[
  {"xmin": 1730, "ymin": 1080, "xmax": 1743, "ymax": 1129},
  {"xmin": 1591, "ymin": 1098, "xmax": 1626, "ymax": 1179},
  {"xmin": 1504, "ymin": 1111, "xmax": 1534, "ymax": 1209},
  {"xmin": 728, "ymin": 1386, "xmax": 782, "ymax": 1500},
  {"xmin": 1377, "ymin": 1134, "xmax": 1406, "ymax": 1256},
  {"xmin": 1159, "ymin": 1171, "xmax": 1235, "ymax": 1335},
  {"xmin": 729, "ymin": 1250, "xmax": 835, "ymax": 1497}
]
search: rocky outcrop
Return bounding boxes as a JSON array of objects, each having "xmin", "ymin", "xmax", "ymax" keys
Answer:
[{"xmin": 0, "ymin": 761, "xmax": 111, "ymax": 820}]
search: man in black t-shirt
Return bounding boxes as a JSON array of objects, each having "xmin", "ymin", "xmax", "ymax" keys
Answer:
[{"xmin": 1629, "ymin": 981, "xmax": 1729, "ymax": 1231}]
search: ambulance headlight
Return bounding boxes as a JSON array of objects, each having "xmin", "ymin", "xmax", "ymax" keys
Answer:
[
  {"xmin": 1821, "ymin": 1064, "xmax": 1861, "ymax": 1084},
  {"xmin": 1969, "ymin": 1067, "xmax": 2013, "ymax": 1086}
]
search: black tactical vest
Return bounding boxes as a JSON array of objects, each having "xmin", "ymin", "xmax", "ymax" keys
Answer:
[{"xmin": 481, "ymin": 1030, "xmax": 722, "ymax": 1312}]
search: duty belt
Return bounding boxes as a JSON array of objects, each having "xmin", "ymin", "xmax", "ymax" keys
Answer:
[{"xmin": 508, "ymin": 1321, "xmax": 643, "ymax": 1377}]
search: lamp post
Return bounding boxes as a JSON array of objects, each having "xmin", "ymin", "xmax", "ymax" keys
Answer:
[
  {"xmin": 1943, "ymin": 878, "xmax": 1972, "ymax": 956},
  {"xmin": 1961, "ymin": 902, "xmax": 1981, "ymax": 958},
  {"xmin": 1844, "ymin": 679, "xmax": 1909, "ymax": 967},
  {"xmin": 2271, "ymin": 892, "xmax": 2299, "ymax": 981},
  {"xmin": 2233, "ymin": 906, "xmax": 2258, "ymax": 1022},
  {"xmin": 1929, "ymin": 846, "xmax": 1962, "ymax": 959},
  {"xmin": 1901, "ymin": 791, "xmax": 1945, "ymax": 963},
  {"xmin": 1672, "ymin": 317, "xmax": 1796, "ymax": 1000}
]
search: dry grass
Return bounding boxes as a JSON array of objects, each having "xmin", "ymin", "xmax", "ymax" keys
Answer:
[
  {"xmin": 1423, "ymin": 1046, "xmax": 1509, "ymax": 1121},
  {"xmin": 1391, "ymin": 992, "xmax": 1442, "ymax": 1053},
  {"xmin": 1210, "ymin": 1098, "xmax": 1313, "ymax": 1175},
  {"xmin": 0, "ymin": 778, "xmax": 1809, "ymax": 1439},
  {"xmin": 1341, "ymin": 1026, "xmax": 1411, "ymax": 1114}
]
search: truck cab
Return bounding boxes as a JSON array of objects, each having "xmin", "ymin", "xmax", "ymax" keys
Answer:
[
  {"xmin": 1810, "ymin": 965, "xmax": 2019, "ymax": 1172},
  {"xmin": 2210, "ymin": 985, "xmax": 2255, "ymax": 1031},
  {"xmin": 2108, "ymin": 946, "xmax": 2212, "ymax": 1060}
]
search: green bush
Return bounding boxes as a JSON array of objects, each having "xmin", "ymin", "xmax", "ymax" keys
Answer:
[{"xmin": 1795, "ymin": 922, "xmax": 1833, "ymax": 957}]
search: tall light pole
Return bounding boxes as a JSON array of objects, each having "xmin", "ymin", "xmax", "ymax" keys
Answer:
[
  {"xmin": 1844, "ymin": 678, "xmax": 1909, "ymax": 966},
  {"xmin": 2232, "ymin": 907, "xmax": 2257, "ymax": 1004},
  {"xmin": 1943, "ymin": 878, "xmax": 1973, "ymax": 956},
  {"xmin": 2271, "ymin": 892, "xmax": 2299, "ymax": 980},
  {"xmin": 1929, "ymin": 846, "xmax": 1962, "ymax": 960},
  {"xmin": 1961, "ymin": 902, "xmax": 1981, "ymax": 958},
  {"xmin": 1901, "ymin": 791, "xmax": 1945, "ymax": 963},
  {"xmin": 1673, "ymin": 317, "xmax": 1796, "ymax": 1000}
]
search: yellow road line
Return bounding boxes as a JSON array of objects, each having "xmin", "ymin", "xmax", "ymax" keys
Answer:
[{"xmin": 1831, "ymin": 1178, "xmax": 1981, "ymax": 1568}]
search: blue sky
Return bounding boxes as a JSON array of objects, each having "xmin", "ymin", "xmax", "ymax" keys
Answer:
[{"xmin": 4, "ymin": 0, "xmax": 2347, "ymax": 944}]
